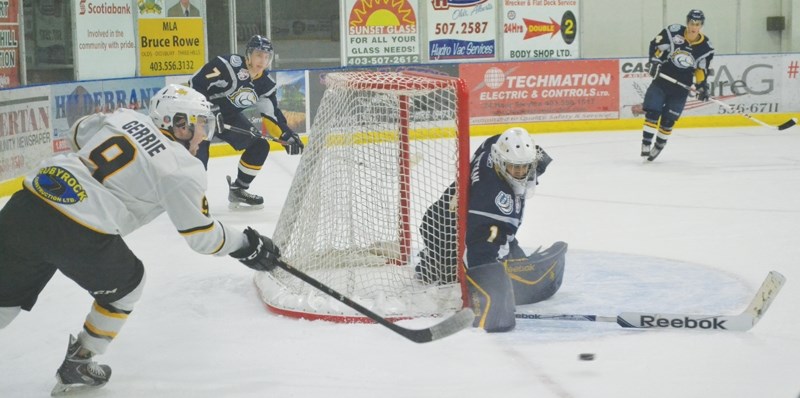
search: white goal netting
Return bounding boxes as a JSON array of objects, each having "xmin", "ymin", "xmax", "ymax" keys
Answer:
[{"xmin": 255, "ymin": 71, "xmax": 470, "ymax": 321}]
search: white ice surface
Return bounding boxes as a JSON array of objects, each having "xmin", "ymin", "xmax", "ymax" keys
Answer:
[{"xmin": 1, "ymin": 126, "xmax": 799, "ymax": 397}]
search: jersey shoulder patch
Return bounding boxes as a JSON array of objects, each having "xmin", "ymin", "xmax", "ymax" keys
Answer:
[
  {"xmin": 495, "ymin": 191, "xmax": 514, "ymax": 215},
  {"xmin": 230, "ymin": 55, "xmax": 243, "ymax": 67},
  {"xmin": 668, "ymin": 24, "xmax": 683, "ymax": 32}
]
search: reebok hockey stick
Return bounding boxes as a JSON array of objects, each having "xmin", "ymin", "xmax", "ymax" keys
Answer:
[
  {"xmin": 516, "ymin": 270, "xmax": 785, "ymax": 331},
  {"xmin": 273, "ymin": 259, "xmax": 475, "ymax": 343},
  {"xmin": 215, "ymin": 113, "xmax": 288, "ymax": 145},
  {"xmin": 658, "ymin": 73, "xmax": 797, "ymax": 131}
]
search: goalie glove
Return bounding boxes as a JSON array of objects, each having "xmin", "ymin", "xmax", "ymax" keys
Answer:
[
  {"xmin": 230, "ymin": 227, "xmax": 281, "ymax": 271},
  {"xmin": 647, "ymin": 58, "xmax": 663, "ymax": 78},
  {"xmin": 280, "ymin": 130, "xmax": 304, "ymax": 155},
  {"xmin": 695, "ymin": 81, "xmax": 710, "ymax": 102}
]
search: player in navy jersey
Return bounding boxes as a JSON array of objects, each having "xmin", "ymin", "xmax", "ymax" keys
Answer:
[
  {"xmin": 417, "ymin": 128, "xmax": 557, "ymax": 332},
  {"xmin": 641, "ymin": 9, "xmax": 714, "ymax": 161},
  {"xmin": 190, "ymin": 35, "xmax": 303, "ymax": 209},
  {"xmin": 0, "ymin": 85, "xmax": 282, "ymax": 395}
]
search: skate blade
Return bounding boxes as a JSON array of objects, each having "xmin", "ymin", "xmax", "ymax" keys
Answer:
[
  {"xmin": 51, "ymin": 378, "xmax": 107, "ymax": 396},
  {"xmin": 228, "ymin": 202, "xmax": 265, "ymax": 210}
]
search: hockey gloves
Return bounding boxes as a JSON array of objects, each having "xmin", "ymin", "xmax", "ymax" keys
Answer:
[
  {"xmin": 280, "ymin": 130, "xmax": 304, "ymax": 155},
  {"xmin": 647, "ymin": 59, "xmax": 663, "ymax": 78},
  {"xmin": 230, "ymin": 227, "xmax": 281, "ymax": 271},
  {"xmin": 695, "ymin": 81, "xmax": 710, "ymax": 101}
]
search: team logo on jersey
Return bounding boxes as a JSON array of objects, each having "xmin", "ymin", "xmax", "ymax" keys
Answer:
[
  {"xmin": 227, "ymin": 87, "xmax": 258, "ymax": 108},
  {"xmin": 31, "ymin": 166, "xmax": 88, "ymax": 204},
  {"xmin": 672, "ymin": 35, "xmax": 685, "ymax": 45},
  {"xmin": 237, "ymin": 68, "xmax": 250, "ymax": 81},
  {"xmin": 495, "ymin": 191, "xmax": 514, "ymax": 215},
  {"xmin": 230, "ymin": 55, "xmax": 243, "ymax": 67},
  {"xmin": 669, "ymin": 49, "xmax": 695, "ymax": 69},
  {"xmin": 668, "ymin": 24, "xmax": 682, "ymax": 32}
]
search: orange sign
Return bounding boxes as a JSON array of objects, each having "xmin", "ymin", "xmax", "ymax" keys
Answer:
[{"xmin": 460, "ymin": 59, "xmax": 620, "ymax": 124}]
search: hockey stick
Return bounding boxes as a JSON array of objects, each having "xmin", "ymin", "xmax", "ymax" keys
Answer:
[
  {"xmin": 215, "ymin": 113, "xmax": 287, "ymax": 145},
  {"xmin": 658, "ymin": 73, "xmax": 797, "ymax": 131},
  {"xmin": 516, "ymin": 270, "xmax": 785, "ymax": 331},
  {"xmin": 273, "ymin": 259, "xmax": 475, "ymax": 343}
]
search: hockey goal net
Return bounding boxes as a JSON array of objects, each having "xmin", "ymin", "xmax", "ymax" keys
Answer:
[{"xmin": 254, "ymin": 71, "xmax": 470, "ymax": 322}]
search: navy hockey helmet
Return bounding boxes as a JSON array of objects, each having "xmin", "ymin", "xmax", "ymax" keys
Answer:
[
  {"xmin": 687, "ymin": 9, "xmax": 705, "ymax": 24},
  {"xmin": 245, "ymin": 35, "xmax": 274, "ymax": 69}
]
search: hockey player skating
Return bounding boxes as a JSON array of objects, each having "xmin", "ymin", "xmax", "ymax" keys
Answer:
[
  {"xmin": 189, "ymin": 34, "xmax": 303, "ymax": 209},
  {"xmin": 641, "ymin": 9, "xmax": 714, "ymax": 161},
  {"xmin": 417, "ymin": 127, "xmax": 565, "ymax": 332},
  {"xmin": 0, "ymin": 85, "xmax": 282, "ymax": 395}
]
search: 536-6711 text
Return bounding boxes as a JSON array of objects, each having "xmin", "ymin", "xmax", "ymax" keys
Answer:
[
  {"xmin": 717, "ymin": 102, "xmax": 778, "ymax": 114},
  {"xmin": 149, "ymin": 60, "xmax": 195, "ymax": 72}
]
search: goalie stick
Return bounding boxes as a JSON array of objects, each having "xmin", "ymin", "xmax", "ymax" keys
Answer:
[
  {"xmin": 658, "ymin": 73, "xmax": 797, "ymax": 131},
  {"xmin": 215, "ymin": 113, "xmax": 288, "ymax": 145},
  {"xmin": 516, "ymin": 270, "xmax": 785, "ymax": 331},
  {"xmin": 272, "ymin": 259, "xmax": 475, "ymax": 343}
]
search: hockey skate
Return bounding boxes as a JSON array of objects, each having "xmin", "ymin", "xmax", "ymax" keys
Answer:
[
  {"xmin": 640, "ymin": 143, "xmax": 651, "ymax": 158},
  {"xmin": 227, "ymin": 176, "xmax": 264, "ymax": 210},
  {"xmin": 647, "ymin": 142, "xmax": 665, "ymax": 162},
  {"xmin": 51, "ymin": 335, "xmax": 111, "ymax": 396}
]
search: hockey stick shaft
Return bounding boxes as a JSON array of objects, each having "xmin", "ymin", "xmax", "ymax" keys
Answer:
[
  {"xmin": 215, "ymin": 113, "xmax": 287, "ymax": 144},
  {"xmin": 516, "ymin": 271, "xmax": 785, "ymax": 331},
  {"xmin": 273, "ymin": 259, "xmax": 475, "ymax": 343},
  {"xmin": 658, "ymin": 73, "xmax": 797, "ymax": 131}
]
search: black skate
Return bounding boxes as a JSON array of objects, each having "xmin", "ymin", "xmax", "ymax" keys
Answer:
[
  {"xmin": 227, "ymin": 176, "xmax": 264, "ymax": 210},
  {"xmin": 647, "ymin": 142, "xmax": 666, "ymax": 162},
  {"xmin": 51, "ymin": 335, "xmax": 111, "ymax": 396}
]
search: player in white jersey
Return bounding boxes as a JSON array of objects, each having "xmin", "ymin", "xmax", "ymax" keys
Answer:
[{"xmin": 0, "ymin": 85, "xmax": 282, "ymax": 396}]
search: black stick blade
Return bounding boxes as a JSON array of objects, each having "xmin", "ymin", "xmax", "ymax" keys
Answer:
[
  {"xmin": 395, "ymin": 308, "xmax": 474, "ymax": 343},
  {"xmin": 777, "ymin": 118, "xmax": 797, "ymax": 131}
]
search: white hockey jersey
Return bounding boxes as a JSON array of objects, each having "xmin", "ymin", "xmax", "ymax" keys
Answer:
[{"xmin": 23, "ymin": 108, "xmax": 246, "ymax": 256}]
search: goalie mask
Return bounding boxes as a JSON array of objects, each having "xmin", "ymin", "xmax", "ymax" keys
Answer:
[
  {"xmin": 149, "ymin": 84, "xmax": 216, "ymax": 155},
  {"xmin": 245, "ymin": 35, "xmax": 274, "ymax": 71},
  {"xmin": 491, "ymin": 127, "xmax": 538, "ymax": 197}
]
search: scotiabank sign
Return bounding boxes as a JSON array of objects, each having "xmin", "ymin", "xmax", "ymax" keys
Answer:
[{"xmin": 460, "ymin": 59, "xmax": 619, "ymax": 124}]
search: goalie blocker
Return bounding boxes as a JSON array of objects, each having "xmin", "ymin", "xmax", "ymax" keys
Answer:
[{"xmin": 467, "ymin": 242, "xmax": 567, "ymax": 332}]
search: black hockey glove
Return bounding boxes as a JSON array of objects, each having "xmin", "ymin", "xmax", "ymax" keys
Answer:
[
  {"xmin": 647, "ymin": 59, "xmax": 663, "ymax": 78},
  {"xmin": 695, "ymin": 81, "xmax": 710, "ymax": 102},
  {"xmin": 280, "ymin": 130, "xmax": 304, "ymax": 155},
  {"xmin": 229, "ymin": 227, "xmax": 281, "ymax": 272}
]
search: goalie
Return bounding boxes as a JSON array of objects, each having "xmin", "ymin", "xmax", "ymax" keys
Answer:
[{"xmin": 417, "ymin": 127, "xmax": 565, "ymax": 332}]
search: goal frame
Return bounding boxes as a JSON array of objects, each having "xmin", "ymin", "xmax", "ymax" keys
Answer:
[{"xmin": 258, "ymin": 70, "xmax": 471, "ymax": 323}]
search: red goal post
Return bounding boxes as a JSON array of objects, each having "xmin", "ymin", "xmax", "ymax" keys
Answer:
[{"xmin": 255, "ymin": 71, "xmax": 471, "ymax": 322}]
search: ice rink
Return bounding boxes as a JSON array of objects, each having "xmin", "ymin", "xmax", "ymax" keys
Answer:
[{"xmin": 2, "ymin": 126, "xmax": 799, "ymax": 398}]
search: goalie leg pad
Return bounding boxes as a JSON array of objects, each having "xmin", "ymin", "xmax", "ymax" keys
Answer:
[
  {"xmin": 466, "ymin": 261, "xmax": 515, "ymax": 333},
  {"xmin": 505, "ymin": 241, "xmax": 567, "ymax": 306}
]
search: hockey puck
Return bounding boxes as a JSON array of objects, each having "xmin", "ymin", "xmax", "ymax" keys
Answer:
[{"xmin": 578, "ymin": 353, "xmax": 595, "ymax": 361}]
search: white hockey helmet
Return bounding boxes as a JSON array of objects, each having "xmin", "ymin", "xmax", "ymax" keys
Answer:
[
  {"xmin": 491, "ymin": 127, "xmax": 538, "ymax": 196},
  {"xmin": 149, "ymin": 84, "xmax": 217, "ymax": 145}
]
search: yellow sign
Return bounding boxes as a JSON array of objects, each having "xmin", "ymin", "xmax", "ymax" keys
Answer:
[{"xmin": 138, "ymin": 18, "xmax": 204, "ymax": 76}]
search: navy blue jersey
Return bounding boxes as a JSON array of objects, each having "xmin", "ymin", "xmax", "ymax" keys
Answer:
[
  {"xmin": 188, "ymin": 54, "xmax": 292, "ymax": 134},
  {"xmin": 465, "ymin": 135, "xmax": 526, "ymax": 267},
  {"xmin": 650, "ymin": 24, "xmax": 714, "ymax": 87},
  {"xmin": 419, "ymin": 134, "xmax": 551, "ymax": 272}
]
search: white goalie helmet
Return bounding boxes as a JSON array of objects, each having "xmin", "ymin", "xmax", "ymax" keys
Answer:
[
  {"xmin": 491, "ymin": 127, "xmax": 538, "ymax": 196},
  {"xmin": 149, "ymin": 84, "xmax": 217, "ymax": 143}
]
